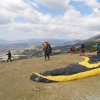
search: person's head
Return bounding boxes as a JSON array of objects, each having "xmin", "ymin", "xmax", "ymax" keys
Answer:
[{"xmin": 45, "ymin": 40, "xmax": 48, "ymax": 44}]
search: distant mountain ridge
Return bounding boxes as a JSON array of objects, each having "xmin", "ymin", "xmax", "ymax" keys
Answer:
[
  {"xmin": 0, "ymin": 39, "xmax": 7, "ymax": 43},
  {"xmin": 0, "ymin": 38, "xmax": 82, "ymax": 50},
  {"xmin": 8, "ymin": 38, "xmax": 81, "ymax": 46},
  {"xmin": 1, "ymin": 34, "xmax": 100, "ymax": 50}
]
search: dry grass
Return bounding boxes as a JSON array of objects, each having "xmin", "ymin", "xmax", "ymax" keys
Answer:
[{"xmin": 0, "ymin": 53, "xmax": 100, "ymax": 100}]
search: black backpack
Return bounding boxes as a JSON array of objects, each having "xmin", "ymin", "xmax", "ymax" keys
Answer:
[{"xmin": 48, "ymin": 44, "xmax": 52, "ymax": 54}]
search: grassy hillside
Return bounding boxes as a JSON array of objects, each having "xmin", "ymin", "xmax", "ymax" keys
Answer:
[
  {"xmin": 83, "ymin": 34, "xmax": 100, "ymax": 44},
  {"xmin": 0, "ymin": 53, "xmax": 100, "ymax": 100},
  {"xmin": 75, "ymin": 34, "xmax": 100, "ymax": 45},
  {"xmin": 75, "ymin": 42, "xmax": 98, "ymax": 53}
]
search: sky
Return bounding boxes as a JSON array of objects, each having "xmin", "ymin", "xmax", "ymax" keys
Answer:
[{"xmin": 0, "ymin": 0, "xmax": 100, "ymax": 41}]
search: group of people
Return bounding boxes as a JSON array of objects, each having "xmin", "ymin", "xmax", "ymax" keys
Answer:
[
  {"xmin": 43, "ymin": 41, "xmax": 86, "ymax": 60},
  {"xmin": 5, "ymin": 41, "xmax": 86, "ymax": 62},
  {"xmin": 71, "ymin": 42, "xmax": 85, "ymax": 56},
  {"xmin": 6, "ymin": 41, "xmax": 100, "ymax": 62},
  {"xmin": 6, "ymin": 40, "xmax": 52, "ymax": 62},
  {"xmin": 71, "ymin": 42, "xmax": 100, "ymax": 57}
]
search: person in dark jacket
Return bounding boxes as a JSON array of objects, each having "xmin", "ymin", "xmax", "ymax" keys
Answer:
[
  {"xmin": 42, "ymin": 41, "xmax": 52, "ymax": 61},
  {"xmin": 6, "ymin": 50, "xmax": 12, "ymax": 62},
  {"xmin": 97, "ymin": 42, "xmax": 100, "ymax": 56},
  {"xmin": 80, "ymin": 42, "xmax": 85, "ymax": 56}
]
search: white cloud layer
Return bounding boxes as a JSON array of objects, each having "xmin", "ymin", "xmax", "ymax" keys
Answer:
[
  {"xmin": 0, "ymin": 0, "xmax": 100, "ymax": 40},
  {"xmin": 73, "ymin": 0, "xmax": 100, "ymax": 7},
  {"xmin": 34, "ymin": 0, "xmax": 72, "ymax": 10}
]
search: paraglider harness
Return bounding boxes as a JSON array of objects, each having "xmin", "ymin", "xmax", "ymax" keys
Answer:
[
  {"xmin": 47, "ymin": 44, "xmax": 52, "ymax": 54},
  {"xmin": 43, "ymin": 43, "xmax": 52, "ymax": 54}
]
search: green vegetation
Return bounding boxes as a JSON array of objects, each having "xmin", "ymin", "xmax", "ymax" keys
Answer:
[{"xmin": 75, "ymin": 42, "xmax": 98, "ymax": 53}]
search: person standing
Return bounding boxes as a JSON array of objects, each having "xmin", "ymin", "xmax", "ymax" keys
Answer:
[
  {"xmin": 42, "ymin": 41, "xmax": 52, "ymax": 61},
  {"xmin": 80, "ymin": 42, "xmax": 85, "ymax": 56},
  {"xmin": 97, "ymin": 42, "xmax": 100, "ymax": 57},
  {"xmin": 6, "ymin": 50, "xmax": 12, "ymax": 62},
  {"xmin": 71, "ymin": 46, "xmax": 76, "ymax": 54}
]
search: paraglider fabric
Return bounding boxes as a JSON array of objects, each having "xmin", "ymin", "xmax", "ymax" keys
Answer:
[{"xmin": 30, "ymin": 56, "xmax": 100, "ymax": 83}]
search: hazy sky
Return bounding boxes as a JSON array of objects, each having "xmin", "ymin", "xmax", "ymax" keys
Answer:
[{"xmin": 0, "ymin": 0, "xmax": 100, "ymax": 41}]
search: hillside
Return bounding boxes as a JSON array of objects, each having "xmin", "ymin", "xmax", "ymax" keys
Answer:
[
  {"xmin": 1, "ymin": 34, "xmax": 100, "ymax": 63},
  {"xmin": 75, "ymin": 34, "xmax": 100, "ymax": 46},
  {"xmin": 75, "ymin": 42, "xmax": 98, "ymax": 53},
  {"xmin": 0, "ymin": 53, "xmax": 100, "ymax": 100},
  {"xmin": 83, "ymin": 34, "xmax": 100, "ymax": 43},
  {"xmin": 0, "ymin": 35, "xmax": 99, "ymax": 63},
  {"xmin": 71, "ymin": 34, "xmax": 100, "ymax": 53}
]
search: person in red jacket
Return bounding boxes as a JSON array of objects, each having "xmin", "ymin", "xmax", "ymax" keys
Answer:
[{"xmin": 71, "ymin": 46, "xmax": 76, "ymax": 54}]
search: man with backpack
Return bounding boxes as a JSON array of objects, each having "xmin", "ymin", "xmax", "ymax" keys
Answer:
[
  {"xmin": 97, "ymin": 42, "xmax": 100, "ymax": 57},
  {"xmin": 42, "ymin": 41, "xmax": 52, "ymax": 61}
]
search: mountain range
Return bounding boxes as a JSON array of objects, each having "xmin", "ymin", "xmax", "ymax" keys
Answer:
[
  {"xmin": 0, "ymin": 38, "xmax": 82, "ymax": 50},
  {"xmin": 0, "ymin": 34, "xmax": 100, "ymax": 62},
  {"xmin": 75, "ymin": 34, "xmax": 100, "ymax": 46},
  {"xmin": 0, "ymin": 39, "xmax": 7, "ymax": 43},
  {"xmin": 0, "ymin": 34, "xmax": 100, "ymax": 51}
]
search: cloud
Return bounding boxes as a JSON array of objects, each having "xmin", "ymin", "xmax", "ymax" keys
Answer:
[
  {"xmin": 0, "ymin": 0, "xmax": 100, "ymax": 40},
  {"xmin": 34, "ymin": 0, "xmax": 73, "ymax": 10},
  {"xmin": 73, "ymin": 0, "xmax": 100, "ymax": 9}
]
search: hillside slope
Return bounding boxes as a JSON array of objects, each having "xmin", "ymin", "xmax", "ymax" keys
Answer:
[
  {"xmin": 0, "ymin": 54, "xmax": 100, "ymax": 100},
  {"xmin": 76, "ymin": 34, "xmax": 100, "ymax": 46},
  {"xmin": 84, "ymin": 34, "xmax": 100, "ymax": 43}
]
